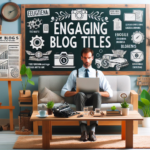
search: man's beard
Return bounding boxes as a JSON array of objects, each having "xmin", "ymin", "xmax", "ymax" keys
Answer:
[{"xmin": 83, "ymin": 62, "xmax": 91, "ymax": 68}]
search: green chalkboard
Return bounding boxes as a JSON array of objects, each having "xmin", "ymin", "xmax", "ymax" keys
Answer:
[{"xmin": 24, "ymin": 7, "xmax": 146, "ymax": 73}]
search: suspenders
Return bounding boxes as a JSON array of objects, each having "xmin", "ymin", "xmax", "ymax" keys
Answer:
[
  {"xmin": 76, "ymin": 69, "xmax": 98, "ymax": 77},
  {"xmin": 96, "ymin": 70, "xmax": 98, "ymax": 77},
  {"xmin": 77, "ymin": 69, "xmax": 79, "ymax": 77}
]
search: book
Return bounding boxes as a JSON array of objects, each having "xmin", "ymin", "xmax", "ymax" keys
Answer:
[
  {"xmin": 106, "ymin": 114, "xmax": 122, "ymax": 116},
  {"xmin": 106, "ymin": 109, "xmax": 121, "ymax": 114},
  {"xmin": 107, "ymin": 112, "xmax": 120, "ymax": 114}
]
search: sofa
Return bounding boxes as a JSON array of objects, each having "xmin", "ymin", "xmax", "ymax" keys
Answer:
[{"xmin": 32, "ymin": 75, "xmax": 138, "ymax": 135}]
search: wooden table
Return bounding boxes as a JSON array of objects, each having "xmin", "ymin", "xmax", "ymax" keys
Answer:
[{"xmin": 30, "ymin": 110, "xmax": 143, "ymax": 149}]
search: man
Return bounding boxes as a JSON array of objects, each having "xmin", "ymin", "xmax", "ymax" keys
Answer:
[{"xmin": 61, "ymin": 48, "xmax": 113, "ymax": 142}]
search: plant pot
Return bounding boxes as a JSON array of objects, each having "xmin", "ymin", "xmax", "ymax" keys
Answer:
[
  {"xmin": 142, "ymin": 117, "xmax": 150, "ymax": 127},
  {"xmin": 121, "ymin": 108, "xmax": 129, "ymax": 116},
  {"xmin": 19, "ymin": 90, "xmax": 31, "ymax": 97},
  {"xmin": 47, "ymin": 108, "xmax": 53, "ymax": 115},
  {"xmin": 23, "ymin": 90, "xmax": 25, "ymax": 94}
]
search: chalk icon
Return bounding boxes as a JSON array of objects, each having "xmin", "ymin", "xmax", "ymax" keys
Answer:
[
  {"xmin": 131, "ymin": 31, "xmax": 144, "ymax": 44},
  {"xmin": 30, "ymin": 35, "xmax": 44, "ymax": 50},
  {"xmin": 99, "ymin": 49, "xmax": 103, "ymax": 53},
  {"xmin": 43, "ymin": 24, "xmax": 49, "ymax": 33},
  {"xmin": 26, "ymin": 50, "xmax": 52, "ymax": 61},
  {"xmin": 124, "ymin": 13, "xmax": 136, "ymax": 21},
  {"xmin": 109, "ymin": 9, "xmax": 121, "ymax": 15},
  {"xmin": 52, "ymin": 52, "xmax": 75, "ymax": 68},
  {"xmin": 96, "ymin": 53, "xmax": 100, "ymax": 57},
  {"xmin": 71, "ymin": 9, "xmax": 88, "ymax": 21},
  {"xmin": 27, "ymin": 18, "xmax": 42, "ymax": 29},
  {"xmin": 130, "ymin": 49, "xmax": 144, "ymax": 62},
  {"xmin": 113, "ymin": 18, "xmax": 122, "ymax": 31},
  {"xmin": 95, "ymin": 50, "xmax": 129, "ymax": 71},
  {"xmin": 133, "ymin": 10, "xmax": 143, "ymax": 22}
]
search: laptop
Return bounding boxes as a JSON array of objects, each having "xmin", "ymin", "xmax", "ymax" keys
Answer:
[{"xmin": 76, "ymin": 78, "xmax": 99, "ymax": 94}]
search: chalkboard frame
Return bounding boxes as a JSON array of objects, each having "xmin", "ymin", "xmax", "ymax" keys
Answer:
[{"xmin": 21, "ymin": 4, "xmax": 150, "ymax": 75}]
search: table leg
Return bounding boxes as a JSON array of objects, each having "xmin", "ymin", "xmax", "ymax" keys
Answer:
[
  {"xmin": 33, "ymin": 121, "xmax": 38, "ymax": 135},
  {"xmin": 49, "ymin": 121, "xmax": 52, "ymax": 140},
  {"xmin": 42, "ymin": 121, "xmax": 50, "ymax": 149},
  {"xmin": 121, "ymin": 121, "xmax": 126, "ymax": 140},
  {"xmin": 126, "ymin": 120, "xmax": 133, "ymax": 148},
  {"xmin": 8, "ymin": 81, "xmax": 14, "ymax": 131}
]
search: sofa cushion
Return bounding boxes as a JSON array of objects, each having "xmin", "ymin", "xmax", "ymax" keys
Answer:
[
  {"xmin": 38, "ymin": 75, "xmax": 131, "ymax": 104},
  {"xmin": 38, "ymin": 103, "xmax": 133, "ymax": 111},
  {"xmin": 38, "ymin": 87, "xmax": 65, "ymax": 104}
]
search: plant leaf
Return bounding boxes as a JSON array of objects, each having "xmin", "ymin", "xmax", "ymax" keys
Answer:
[
  {"xmin": 141, "ymin": 98, "xmax": 150, "ymax": 106},
  {"xmin": 47, "ymin": 101, "xmax": 54, "ymax": 109},
  {"xmin": 27, "ymin": 79, "xmax": 35, "ymax": 85},
  {"xmin": 138, "ymin": 101, "xmax": 145, "ymax": 108},
  {"xmin": 140, "ymin": 89, "xmax": 150, "ymax": 102},
  {"xmin": 138, "ymin": 105, "xmax": 143, "ymax": 109},
  {"xmin": 20, "ymin": 64, "xmax": 26, "ymax": 75},
  {"xmin": 26, "ymin": 68, "xmax": 32, "ymax": 79}
]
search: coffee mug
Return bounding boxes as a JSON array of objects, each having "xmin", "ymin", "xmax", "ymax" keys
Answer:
[{"xmin": 39, "ymin": 110, "xmax": 46, "ymax": 116}]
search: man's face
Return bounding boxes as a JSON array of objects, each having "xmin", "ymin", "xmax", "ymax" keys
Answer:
[{"xmin": 81, "ymin": 52, "xmax": 94, "ymax": 68}]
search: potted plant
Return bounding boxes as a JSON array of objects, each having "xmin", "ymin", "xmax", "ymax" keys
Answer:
[
  {"xmin": 138, "ymin": 89, "xmax": 150, "ymax": 127},
  {"xmin": 120, "ymin": 93, "xmax": 129, "ymax": 116},
  {"xmin": 47, "ymin": 101, "xmax": 54, "ymax": 115},
  {"xmin": 20, "ymin": 64, "xmax": 35, "ymax": 94},
  {"xmin": 111, "ymin": 106, "xmax": 116, "ymax": 111}
]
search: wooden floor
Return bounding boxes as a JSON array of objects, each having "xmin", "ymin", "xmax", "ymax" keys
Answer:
[{"xmin": 0, "ymin": 125, "xmax": 150, "ymax": 150}]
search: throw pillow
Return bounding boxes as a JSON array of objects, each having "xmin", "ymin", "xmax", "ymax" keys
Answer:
[{"xmin": 39, "ymin": 87, "xmax": 65, "ymax": 103}]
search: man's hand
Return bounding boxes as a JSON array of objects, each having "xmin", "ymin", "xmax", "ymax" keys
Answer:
[
  {"xmin": 99, "ymin": 91, "xmax": 110, "ymax": 98},
  {"xmin": 64, "ymin": 91, "xmax": 78, "ymax": 97}
]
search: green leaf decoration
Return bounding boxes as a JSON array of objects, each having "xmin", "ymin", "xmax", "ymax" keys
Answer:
[
  {"xmin": 26, "ymin": 68, "xmax": 32, "ymax": 79},
  {"xmin": 20, "ymin": 64, "xmax": 26, "ymax": 75},
  {"xmin": 27, "ymin": 79, "xmax": 35, "ymax": 85}
]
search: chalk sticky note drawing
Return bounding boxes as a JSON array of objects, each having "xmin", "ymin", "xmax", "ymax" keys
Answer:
[
  {"xmin": 43, "ymin": 24, "xmax": 49, "ymax": 33},
  {"xmin": 113, "ymin": 18, "xmax": 122, "ymax": 31},
  {"xmin": 133, "ymin": 10, "xmax": 143, "ymax": 22},
  {"xmin": 124, "ymin": 13, "xmax": 136, "ymax": 21}
]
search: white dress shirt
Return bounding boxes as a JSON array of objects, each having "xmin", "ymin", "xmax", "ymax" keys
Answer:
[{"xmin": 61, "ymin": 65, "xmax": 113, "ymax": 98}]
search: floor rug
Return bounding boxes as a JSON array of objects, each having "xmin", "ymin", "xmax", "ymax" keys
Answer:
[{"xmin": 13, "ymin": 135, "xmax": 150, "ymax": 149}]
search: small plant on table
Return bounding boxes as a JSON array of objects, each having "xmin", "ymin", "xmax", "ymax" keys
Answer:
[{"xmin": 47, "ymin": 101, "xmax": 54, "ymax": 115}]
